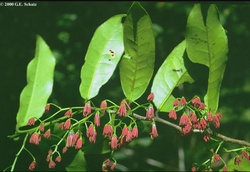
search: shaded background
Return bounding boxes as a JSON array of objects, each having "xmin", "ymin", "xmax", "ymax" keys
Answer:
[{"xmin": 1, "ymin": 1, "xmax": 250, "ymax": 171}]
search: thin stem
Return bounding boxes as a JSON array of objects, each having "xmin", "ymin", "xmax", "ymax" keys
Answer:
[{"xmin": 10, "ymin": 133, "xmax": 29, "ymax": 172}]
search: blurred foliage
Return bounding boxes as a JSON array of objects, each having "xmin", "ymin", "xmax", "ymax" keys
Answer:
[{"xmin": 1, "ymin": 1, "xmax": 250, "ymax": 171}]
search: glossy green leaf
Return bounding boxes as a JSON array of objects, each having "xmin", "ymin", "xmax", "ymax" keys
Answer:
[
  {"xmin": 220, "ymin": 157, "xmax": 250, "ymax": 171},
  {"xmin": 151, "ymin": 40, "xmax": 194, "ymax": 112},
  {"xmin": 119, "ymin": 1, "xmax": 155, "ymax": 102},
  {"xmin": 185, "ymin": 4, "xmax": 228, "ymax": 114},
  {"xmin": 16, "ymin": 35, "xmax": 56, "ymax": 131},
  {"xmin": 79, "ymin": 14, "xmax": 125, "ymax": 100},
  {"xmin": 65, "ymin": 150, "xmax": 87, "ymax": 171}
]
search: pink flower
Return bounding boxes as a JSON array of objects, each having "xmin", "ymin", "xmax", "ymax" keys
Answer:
[
  {"xmin": 147, "ymin": 93, "xmax": 154, "ymax": 102},
  {"xmin": 28, "ymin": 161, "xmax": 37, "ymax": 171},
  {"xmin": 27, "ymin": 118, "xmax": 35, "ymax": 126},
  {"xmin": 43, "ymin": 129, "xmax": 51, "ymax": 138},
  {"xmin": 111, "ymin": 136, "xmax": 118, "ymax": 150},
  {"xmin": 75, "ymin": 138, "xmax": 82, "ymax": 149},
  {"xmin": 29, "ymin": 133, "xmax": 41, "ymax": 145},
  {"xmin": 87, "ymin": 125, "xmax": 94, "ymax": 137},
  {"xmin": 55, "ymin": 156, "xmax": 61, "ymax": 162},
  {"xmin": 95, "ymin": 113, "xmax": 100, "ymax": 127},
  {"xmin": 213, "ymin": 116, "xmax": 220, "ymax": 128},
  {"xmin": 146, "ymin": 105, "xmax": 154, "ymax": 120},
  {"xmin": 122, "ymin": 126, "xmax": 128, "ymax": 136},
  {"xmin": 48, "ymin": 149, "xmax": 53, "ymax": 154},
  {"xmin": 206, "ymin": 114, "xmax": 213, "ymax": 123},
  {"xmin": 39, "ymin": 123, "xmax": 45, "ymax": 132},
  {"xmin": 181, "ymin": 123, "xmax": 192, "ymax": 135},
  {"xmin": 62, "ymin": 147, "xmax": 67, "ymax": 154},
  {"xmin": 235, "ymin": 157, "xmax": 242, "ymax": 165},
  {"xmin": 173, "ymin": 99, "xmax": 179, "ymax": 108},
  {"xmin": 126, "ymin": 129, "xmax": 133, "ymax": 142},
  {"xmin": 192, "ymin": 97, "xmax": 201, "ymax": 108},
  {"xmin": 72, "ymin": 133, "xmax": 80, "ymax": 145},
  {"xmin": 203, "ymin": 131, "xmax": 210, "ymax": 142},
  {"xmin": 132, "ymin": 126, "xmax": 138, "ymax": 138},
  {"xmin": 58, "ymin": 123, "xmax": 64, "ymax": 130},
  {"xmin": 100, "ymin": 101, "xmax": 107, "ymax": 113},
  {"xmin": 64, "ymin": 109, "xmax": 72, "ymax": 118},
  {"xmin": 66, "ymin": 132, "xmax": 74, "ymax": 147},
  {"xmin": 46, "ymin": 155, "xmax": 51, "ymax": 162},
  {"xmin": 169, "ymin": 110, "xmax": 177, "ymax": 120},
  {"xmin": 119, "ymin": 136, "xmax": 126, "ymax": 148},
  {"xmin": 83, "ymin": 103, "xmax": 91, "ymax": 117},
  {"xmin": 190, "ymin": 114, "xmax": 197, "ymax": 123},
  {"xmin": 49, "ymin": 160, "xmax": 56, "ymax": 168},
  {"xmin": 242, "ymin": 151, "xmax": 248, "ymax": 159},
  {"xmin": 222, "ymin": 166, "xmax": 228, "ymax": 172},
  {"xmin": 89, "ymin": 131, "xmax": 97, "ymax": 143},
  {"xmin": 117, "ymin": 100, "xmax": 128, "ymax": 117},
  {"xmin": 179, "ymin": 114, "xmax": 189, "ymax": 126},
  {"xmin": 193, "ymin": 122, "xmax": 201, "ymax": 129},
  {"xmin": 149, "ymin": 124, "xmax": 158, "ymax": 139},
  {"xmin": 191, "ymin": 166, "xmax": 196, "ymax": 172},
  {"xmin": 200, "ymin": 119, "xmax": 207, "ymax": 130},
  {"xmin": 199, "ymin": 103, "xmax": 206, "ymax": 110},
  {"xmin": 216, "ymin": 113, "xmax": 222, "ymax": 119},
  {"xmin": 45, "ymin": 104, "xmax": 50, "ymax": 113},
  {"xmin": 64, "ymin": 119, "xmax": 71, "ymax": 130},
  {"xmin": 180, "ymin": 97, "xmax": 187, "ymax": 106},
  {"xmin": 103, "ymin": 124, "xmax": 113, "ymax": 139},
  {"xmin": 104, "ymin": 159, "xmax": 110, "ymax": 166},
  {"xmin": 110, "ymin": 163, "xmax": 116, "ymax": 170},
  {"xmin": 213, "ymin": 154, "xmax": 220, "ymax": 162}
]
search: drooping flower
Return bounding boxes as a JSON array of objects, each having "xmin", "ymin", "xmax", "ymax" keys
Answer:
[
  {"xmin": 193, "ymin": 122, "xmax": 201, "ymax": 129},
  {"xmin": 234, "ymin": 156, "xmax": 242, "ymax": 165},
  {"xmin": 75, "ymin": 138, "xmax": 82, "ymax": 149},
  {"xmin": 83, "ymin": 102, "xmax": 91, "ymax": 117},
  {"xmin": 181, "ymin": 123, "xmax": 192, "ymax": 135},
  {"xmin": 64, "ymin": 119, "xmax": 71, "ymax": 130},
  {"xmin": 43, "ymin": 129, "xmax": 51, "ymax": 138},
  {"xmin": 213, "ymin": 116, "xmax": 220, "ymax": 128},
  {"xmin": 173, "ymin": 99, "xmax": 179, "ymax": 108},
  {"xmin": 29, "ymin": 133, "xmax": 41, "ymax": 145},
  {"xmin": 45, "ymin": 104, "xmax": 50, "ymax": 113},
  {"xmin": 95, "ymin": 113, "xmax": 100, "ymax": 127},
  {"xmin": 64, "ymin": 109, "xmax": 72, "ymax": 118},
  {"xmin": 100, "ymin": 101, "xmax": 107, "ymax": 113},
  {"xmin": 55, "ymin": 156, "xmax": 61, "ymax": 162},
  {"xmin": 169, "ymin": 110, "xmax": 177, "ymax": 120},
  {"xmin": 200, "ymin": 119, "xmax": 207, "ymax": 130},
  {"xmin": 27, "ymin": 118, "xmax": 35, "ymax": 126},
  {"xmin": 242, "ymin": 151, "xmax": 248, "ymax": 159},
  {"xmin": 122, "ymin": 126, "xmax": 128, "ymax": 136},
  {"xmin": 179, "ymin": 114, "xmax": 189, "ymax": 126},
  {"xmin": 222, "ymin": 166, "xmax": 228, "ymax": 172},
  {"xmin": 203, "ymin": 131, "xmax": 210, "ymax": 142},
  {"xmin": 132, "ymin": 126, "xmax": 138, "ymax": 138},
  {"xmin": 58, "ymin": 123, "xmax": 64, "ymax": 130},
  {"xmin": 72, "ymin": 133, "xmax": 80, "ymax": 145},
  {"xmin": 66, "ymin": 132, "xmax": 74, "ymax": 147},
  {"xmin": 190, "ymin": 113, "xmax": 197, "ymax": 123},
  {"xmin": 111, "ymin": 136, "xmax": 118, "ymax": 150},
  {"xmin": 104, "ymin": 159, "xmax": 110, "ymax": 166},
  {"xmin": 62, "ymin": 147, "xmax": 67, "ymax": 154},
  {"xmin": 117, "ymin": 100, "xmax": 130, "ymax": 117},
  {"xmin": 46, "ymin": 155, "xmax": 51, "ymax": 162},
  {"xmin": 192, "ymin": 97, "xmax": 201, "ymax": 108},
  {"xmin": 89, "ymin": 131, "xmax": 97, "ymax": 143},
  {"xmin": 110, "ymin": 163, "xmax": 116, "ymax": 170},
  {"xmin": 199, "ymin": 103, "xmax": 206, "ymax": 110},
  {"xmin": 28, "ymin": 161, "xmax": 37, "ymax": 171},
  {"xmin": 87, "ymin": 125, "xmax": 94, "ymax": 138},
  {"xmin": 146, "ymin": 105, "xmax": 154, "ymax": 120},
  {"xmin": 126, "ymin": 129, "xmax": 133, "ymax": 142},
  {"xmin": 206, "ymin": 112, "xmax": 213, "ymax": 123},
  {"xmin": 180, "ymin": 97, "xmax": 187, "ymax": 106},
  {"xmin": 49, "ymin": 160, "xmax": 56, "ymax": 168},
  {"xmin": 39, "ymin": 123, "xmax": 45, "ymax": 132},
  {"xmin": 119, "ymin": 136, "xmax": 126, "ymax": 148},
  {"xmin": 213, "ymin": 154, "xmax": 220, "ymax": 162},
  {"xmin": 216, "ymin": 112, "xmax": 222, "ymax": 119},
  {"xmin": 103, "ymin": 124, "xmax": 113, "ymax": 139},
  {"xmin": 191, "ymin": 166, "xmax": 196, "ymax": 172},
  {"xmin": 149, "ymin": 123, "xmax": 158, "ymax": 139},
  {"xmin": 147, "ymin": 93, "xmax": 154, "ymax": 102}
]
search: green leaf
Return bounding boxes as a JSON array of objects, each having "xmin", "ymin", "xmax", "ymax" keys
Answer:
[
  {"xmin": 185, "ymin": 4, "xmax": 228, "ymax": 114},
  {"xmin": 151, "ymin": 40, "xmax": 194, "ymax": 112},
  {"xmin": 16, "ymin": 35, "xmax": 56, "ymax": 131},
  {"xmin": 65, "ymin": 150, "xmax": 87, "ymax": 171},
  {"xmin": 79, "ymin": 14, "xmax": 126, "ymax": 100},
  {"xmin": 119, "ymin": 1, "xmax": 155, "ymax": 102},
  {"xmin": 220, "ymin": 157, "xmax": 250, "ymax": 171}
]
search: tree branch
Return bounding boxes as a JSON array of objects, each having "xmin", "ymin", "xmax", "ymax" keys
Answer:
[{"xmin": 130, "ymin": 112, "xmax": 250, "ymax": 147}]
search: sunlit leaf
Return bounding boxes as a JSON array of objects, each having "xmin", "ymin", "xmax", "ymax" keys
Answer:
[
  {"xmin": 16, "ymin": 35, "xmax": 56, "ymax": 131},
  {"xmin": 119, "ymin": 1, "xmax": 155, "ymax": 102},
  {"xmin": 151, "ymin": 40, "xmax": 194, "ymax": 112},
  {"xmin": 79, "ymin": 14, "xmax": 126, "ymax": 101},
  {"xmin": 186, "ymin": 4, "xmax": 228, "ymax": 114}
]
